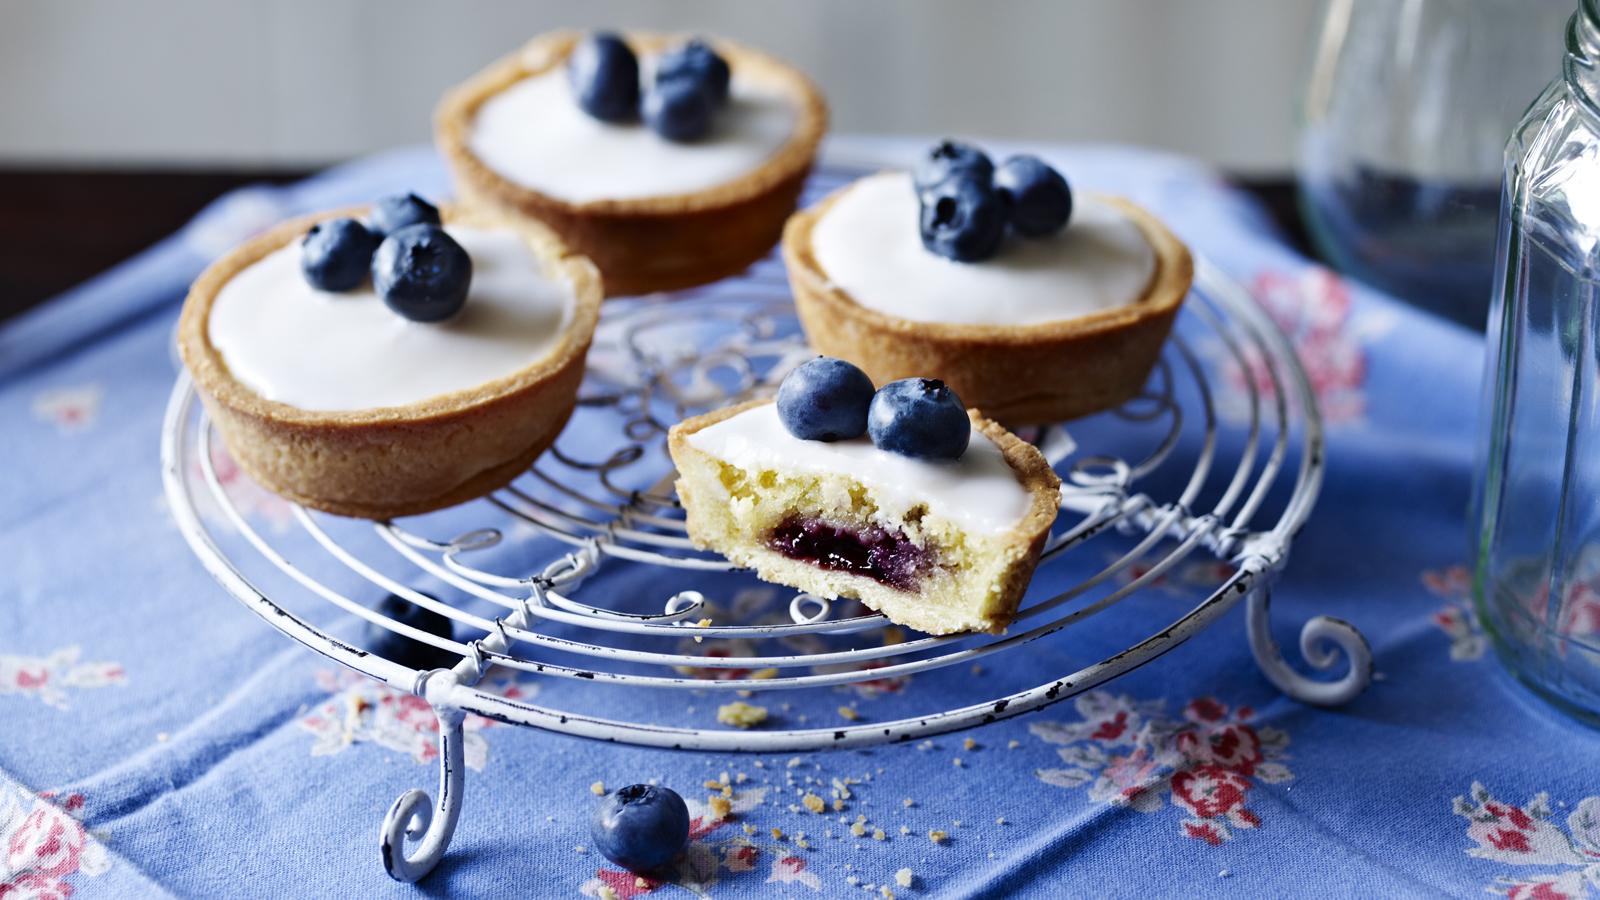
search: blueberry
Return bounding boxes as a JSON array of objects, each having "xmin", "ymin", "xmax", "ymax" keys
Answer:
[
  {"xmin": 656, "ymin": 39, "xmax": 731, "ymax": 106},
  {"xmin": 300, "ymin": 218, "xmax": 379, "ymax": 292},
  {"xmin": 868, "ymin": 378, "xmax": 970, "ymax": 460},
  {"xmin": 776, "ymin": 356, "xmax": 876, "ymax": 442},
  {"xmin": 568, "ymin": 32, "xmax": 641, "ymax": 123},
  {"xmin": 365, "ymin": 593, "xmax": 458, "ymax": 670},
  {"xmin": 372, "ymin": 224, "xmax": 472, "ymax": 322},
  {"xmin": 369, "ymin": 193, "xmax": 441, "ymax": 238},
  {"xmin": 590, "ymin": 784, "xmax": 690, "ymax": 872},
  {"xmin": 643, "ymin": 77, "xmax": 714, "ymax": 142},
  {"xmin": 912, "ymin": 140, "xmax": 994, "ymax": 191},
  {"xmin": 918, "ymin": 175, "xmax": 1011, "ymax": 263},
  {"xmin": 995, "ymin": 155, "xmax": 1072, "ymax": 237}
]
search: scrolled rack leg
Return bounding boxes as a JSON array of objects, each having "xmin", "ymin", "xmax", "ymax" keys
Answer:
[
  {"xmin": 380, "ymin": 677, "xmax": 466, "ymax": 882},
  {"xmin": 1245, "ymin": 580, "xmax": 1373, "ymax": 707}
]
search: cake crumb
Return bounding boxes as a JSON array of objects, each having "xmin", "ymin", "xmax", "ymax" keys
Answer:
[
  {"xmin": 963, "ymin": 737, "xmax": 977, "ymax": 751},
  {"xmin": 734, "ymin": 772, "xmax": 749, "ymax": 784},
  {"xmin": 771, "ymin": 827, "xmax": 785, "ymax": 840},
  {"xmin": 880, "ymin": 888, "xmax": 895, "ymax": 899},
  {"xmin": 902, "ymin": 798, "xmax": 915, "ymax": 808},
  {"xmin": 717, "ymin": 701, "xmax": 768, "ymax": 728},
  {"xmin": 847, "ymin": 875, "xmax": 860, "ymax": 886},
  {"xmin": 832, "ymin": 797, "xmax": 845, "ymax": 811},
  {"xmin": 597, "ymin": 887, "xmax": 618, "ymax": 900},
  {"xmin": 743, "ymin": 823, "xmax": 758, "ymax": 835},
  {"xmin": 803, "ymin": 793, "xmax": 827, "ymax": 814},
  {"xmin": 1219, "ymin": 869, "xmax": 1231, "ymax": 878},
  {"xmin": 635, "ymin": 877, "xmax": 649, "ymax": 889},
  {"xmin": 952, "ymin": 757, "xmax": 963, "ymax": 767},
  {"xmin": 704, "ymin": 779, "xmax": 726, "ymax": 790},
  {"xmin": 708, "ymin": 795, "xmax": 732, "ymax": 820},
  {"xmin": 838, "ymin": 705, "xmax": 860, "ymax": 721},
  {"xmin": 928, "ymin": 830, "xmax": 949, "ymax": 844},
  {"xmin": 850, "ymin": 821, "xmax": 867, "ymax": 837},
  {"xmin": 589, "ymin": 781, "xmax": 606, "ymax": 796},
  {"xmin": 899, "ymin": 825, "xmax": 911, "ymax": 835},
  {"xmin": 996, "ymin": 817, "xmax": 1007, "ymax": 825},
  {"xmin": 1007, "ymin": 739, "xmax": 1020, "ymax": 749},
  {"xmin": 872, "ymin": 828, "xmax": 887, "ymax": 841},
  {"xmin": 751, "ymin": 667, "xmax": 779, "ymax": 679},
  {"xmin": 895, "ymin": 868, "xmax": 914, "ymax": 888}
]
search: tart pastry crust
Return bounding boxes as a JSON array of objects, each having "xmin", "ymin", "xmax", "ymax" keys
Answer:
[
  {"xmin": 177, "ymin": 205, "xmax": 602, "ymax": 520},
  {"xmin": 669, "ymin": 399, "xmax": 1061, "ymax": 635},
  {"xmin": 436, "ymin": 30, "xmax": 828, "ymax": 298},
  {"xmin": 783, "ymin": 184, "xmax": 1194, "ymax": 425}
]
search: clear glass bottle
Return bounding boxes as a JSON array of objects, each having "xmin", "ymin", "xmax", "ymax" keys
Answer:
[
  {"xmin": 1299, "ymin": 0, "xmax": 1570, "ymax": 329},
  {"xmin": 1474, "ymin": 0, "xmax": 1600, "ymax": 723}
]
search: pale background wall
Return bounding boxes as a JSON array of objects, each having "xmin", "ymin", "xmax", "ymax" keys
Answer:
[{"xmin": 0, "ymin": 0, "xmax": 1323, "ymax": 172}]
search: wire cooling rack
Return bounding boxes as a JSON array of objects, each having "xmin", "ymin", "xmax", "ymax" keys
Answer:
[{"xmin": 161, "ymin": 252, "xmax": 1368, "ymax": 882}]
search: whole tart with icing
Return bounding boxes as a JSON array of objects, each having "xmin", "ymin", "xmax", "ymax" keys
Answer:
[
  {"xmin": 784, "ymin": 170, "xmax": 1194, "ymax": 424},
  {"xmin": 177, "ymin": 205, "xmax": 601, "ymax": 519},
  {"xmin": 436, "ymin": 30, "xmax": 828, "ymax": 298},
  {"xmin": 669, "ymin": 399, "xmax": 1060, "ymax": 635}
]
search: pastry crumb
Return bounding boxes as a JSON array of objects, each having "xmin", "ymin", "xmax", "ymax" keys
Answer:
[
  {"xmin": 899, "ymin": 825, "xmax": 911, "ymax": 835},
  {"xmin": 1007, "ymin": 739, "xmax": 1020, "ymax": 749},
  {"xmin": 996, "ymin": 816, "xmax": 1007, "ymax": 825},
  {"xmin": 708, "ymin": 795, "xmax": 732, "ymax": 820},
  {"xmin": 717, "ymin": 701, "xmax": 768, "ymax": 728},
  {"xmin": 963, "ymin": 737, "xmax": 977, "ymax": 751},
  {"xmin": 573, "ymin": 844, "xmax": 587, "ymax": 854},
  {"xmin": 902, "ymin": 797, "xmax": 915, "ymax": 808},
  {"xmin": 786, "ymin": 756, "xmax": 803, "ymax": 768},
  {"xmin": 847, "ymin": 875, "xmax": 860, "ymax": 886},
  {"xmin": 928, "ymin": 830, "xmax": 949, "ymax": 844},
  {"xmin": 1219, "ymin": 869, "xmax": 1232, "ymax": 878},
  {"xmin": 803, "ymin": 792, "xmax": 827, "ymax": 813},
  {"xmin": 850, "ymin": 821, "xmax": 867, "ymax": 837},
  {"xmin": 635, "ymin": 876, "xmax": 649, "ymax": 889},
  {"xmin": 952, "ymin": 757, "xmax": 963, "ymax": 767},
  {"xmin": 704, "ymin": 779, "xmax": 725, "ymax": 790},
  {"xmin": 916, "ymin": 740, "xmax": 934, "ymax": 751},
  {"xmin": 872, "ymin": 828, "xmax": 886, "ymax": 841},
  {"xmin": 895, "ymin": 868, "xmax": 914, "ymax": 888},
  {"xmin": 838, "ymin": 705, "xmax": 859, "ymax": 721},
  {"xmin": 832, "ymin": 797, "xmax": 845, "ymax": 811},
  {"xmin": 597, "ymin": 886, "xmax": 618, "ymax": 900},
  {"xmin": 880, "ymin": 888, "xmax": 895, "ymax": 899},
  {"xmin": 589, "ymin": 781, "xmax": 606, "ymax": 796},
  {"xmin": 742, "ymin": 823, "xmax": 757, "ymax": 835},
  {"xmin": 751, "ymin": 667, "xmax": 779, "ymax": 679},
  {"xmin": 771, "ymin": 827, "xmax": 785, "ymax": 840}
]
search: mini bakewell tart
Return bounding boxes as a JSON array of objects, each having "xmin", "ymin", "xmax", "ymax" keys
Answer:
[
  {"xmin": 669, "ymin": 399, "xmax": 1060, "ymax": 635},
  {"xmin": 436, "ymin": 30, "xmax": 828, "ymax": 298},
  {"xmin": 177, "ymin": 205, "xmax": 601, "ymax": 519},
  {"xmin": 784, "ymin": 171, "xmax": 1194, "ymax": 424}
]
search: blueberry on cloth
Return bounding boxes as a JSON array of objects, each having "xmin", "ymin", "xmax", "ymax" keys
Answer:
[
  {"xmin": 368, "ymin": 193, "xmax": 441, "ymax": 238},
  {"xmin": 776, "ymin": 356, "xmax": 876, "ymax": 441},
  {"xmin": 655, "ymin": 38, "xmax": 731, "ymax": 106},
  {"xmin": 364, "ymin": 593, "xmax": 457, "ymax": 670},
  {"xmin": 643, "ymin": 77, "xmax": 715, "ymax": 142},
  {"xmin": 912, "ymin": 139, "xmax": 995, "ymax": 191},
  {"xmin": 569, "ymin": 31, "xmax": 641, "ymax": 123},
  {"xmin": 995, "ymin": 155, "xmax": 1073, "ymax": 237},
  {"xmin": 918, "ymin": 174, "xmax": 1011, "ymax": 262},
  {"xmin": 868, "ymin": 378, "xmax": 971, "ymax": 461},
  {"xmin": 299, "ymin": 218, "xmax": 379, "ymax": 292},
  {"xmin": 372, "ymin": 224, "xmax": 472, "ymax": 323},
  {"xmin": 590, "ymin": 784, "xmax": 691, "ymax": 872}
]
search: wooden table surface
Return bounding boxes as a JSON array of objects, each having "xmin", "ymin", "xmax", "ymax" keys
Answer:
[{"xmin": 0, "ymin": 169, "xmax": 1309, "ymax": 323}]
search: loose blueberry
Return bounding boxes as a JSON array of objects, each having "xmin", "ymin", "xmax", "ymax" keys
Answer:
[
  {"xmin": 300, "ymin": 218, "xmax": 379, "ymax": 292},
  {"xmin": 656, "ymin": 38, "xmax": 730, "ymax": 107},
  {"xmin": 643, "ymin": 77, "xmax": 714, "ymax": 142},
  {"xmin": 918, "ymin": 174, "xmax": 1011, "ymax": 263},
  {"xmin": 995, "ymin": 155, "xmax": 1072, "ymax": 237},
  {"xmin": 776, "ymin": 356, "xmax": 876, "ymax": 442},
  {"xmin": 372, "ymin": 224, "xmax": 473, "ymax": 323},
  {"xmin": 365, "ymin": 593, "xmax": 457, "ymax": 670},
  {"xmin": 868, "ymin": 378, "xmax": 970, "ymax": 461},
  {"xmin": 568, "ymin": 32, "xmax": 641, "ymax": 123},
  {"xmin": 912, "ymin": 139, "xmax": 994, "ymax": 191},
  {"xmin": 369, "ymin": 193, "xmax": 441, "ymax": 238},
  {"xmin": 590, "ymin": 784, "xmax": 690, "ymax": 873}
]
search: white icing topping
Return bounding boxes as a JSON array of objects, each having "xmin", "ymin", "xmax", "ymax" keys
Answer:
[
  {"xmin": 469, "ymin": 62, "xmax": 797, "ymax": 203},
  {"xmin": 810, "ymin": 172, "xmax": 1158, "ymax": 326},
  {"xmin": 686, "ymin": 403, "xmax": 1035, "ymax": 536},
  {"xmin": 209, "ymin": 226, "xmax": 576, "ymax": 412}
]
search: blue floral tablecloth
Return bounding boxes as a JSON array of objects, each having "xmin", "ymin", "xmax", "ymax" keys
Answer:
[{"xmin": 3, "ymin": 142, "xmax": 1599, "ymax": 900}]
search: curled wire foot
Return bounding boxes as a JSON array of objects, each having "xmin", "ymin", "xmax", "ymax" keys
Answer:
[
  {"xmin": 1245, "ymin": 582, "xmax": 1373, "ymax": 707},
  {"xmin": 380, "ymin": 677, "xmax": 467, "ymax": 882}
]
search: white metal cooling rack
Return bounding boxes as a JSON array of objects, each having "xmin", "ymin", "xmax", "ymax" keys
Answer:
[{"xmin": 160, "ymin": 255, "xmax": 1370, "ymax": 882}]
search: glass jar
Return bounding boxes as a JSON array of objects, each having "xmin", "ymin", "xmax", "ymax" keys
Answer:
[
  {"xmin": 1299, "ymin": 0, "xmax": 1570, "ymax": 329},
  {"xmin": 1474, "ymin": 0, "xmax": 1600, "ymax": 723}
]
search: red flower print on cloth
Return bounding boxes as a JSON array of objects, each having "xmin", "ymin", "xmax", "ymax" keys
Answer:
[
  {"xmin": 1030, "ymin": 692, "xmax": 1291, "ymax": 845},
  {"xmin": 1422, "ymin": 565, "xmax": 1488, "ymax": 662},
  {"xmin": 0, "ymin": 786, "xmax": 109, "ymax": 898},
  {"xmin": 577, "ymin": 787, "xmax": 820, "ymax": 898},
  {"xmin": 1454, "ymin": 782, "xmax": 1600, "ymax": 897},
  {"xmin": 0, "ymin": 648, "xmax": 124, "ymax": 710},
  {"xmin": 184, "ymin": 440, "xmax": 296, "ymax": 534},
  {"xmin": 1212, "ymin": 267, "xmax": 1381, "ymax": 428},
  {"xmin": 30, "ymin": 386, "xmax": 101, "ymax": 435},
  {"xmin": 299, "ymin": 669, "xmax": 537, "ymax": 771}
]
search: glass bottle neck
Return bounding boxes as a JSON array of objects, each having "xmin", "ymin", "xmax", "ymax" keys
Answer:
[{"xmin": 1566, "ymin": 0, "xmax": 1600, "ymax": 111}]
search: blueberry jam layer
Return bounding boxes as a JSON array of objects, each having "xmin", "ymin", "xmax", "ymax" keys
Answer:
[{"xmin": 764, "ymin": 516, "xmax": 931, "ymax": 592}]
